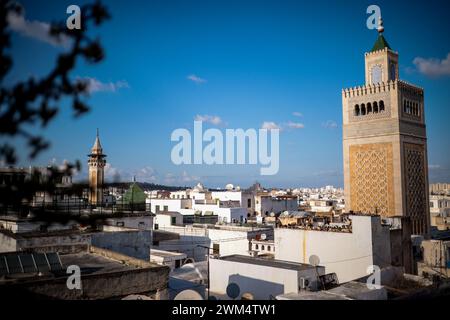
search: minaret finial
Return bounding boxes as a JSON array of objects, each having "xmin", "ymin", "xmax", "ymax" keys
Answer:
[
  {"xmin": 377, "ymin": 16, "xmax": 384, "ymax": 34},
  {"xmin": 96, "ymin": 128, "xmax": 99, "ymax": 137}
]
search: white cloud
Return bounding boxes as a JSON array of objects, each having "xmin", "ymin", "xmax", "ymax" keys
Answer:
[
  {"xmin": 78, "ymin": 77, "xmax": 130, "ymax": 93},
  {"xmin": 194, "ymin": 114, "xmax": 223, "ymax": 125},
  {"xmin": 104, "ymin": 165, "xmax": 158, "ymax": 183},
  {"xmin": 292, "ymin": 112, "xmax": 303, "ymax": 117},
  {"xmin": 286, "ymin": 121, "xmax": 304, "ymax": 129},
  {"xmin": 322, "ymin": 120, "xmax": 338, "ymax": 129},
  {"xmin": 164, "ymin": 171, "xmax": 199, "ymax": 185},
  {"xmin": 135, "ymin": 166, "xmax": 158, "ymax": 182},
  {"xmin": 104, "ymin": 163, "xmax": 122, "ymax": 181},
  {"xmin": 7, "ymin": 11, "xmax": 71, "ymax": 48},
  {"xmin": 261, "ymin": 121, "xmax": 281, "ymax": 130},
  {"xmin": 187, "ymin": 74, "xmax": 207, "ymax": 84},
  {"xmin": 413, "ymin": 53, "xmax": 450, "ymax": 77}
]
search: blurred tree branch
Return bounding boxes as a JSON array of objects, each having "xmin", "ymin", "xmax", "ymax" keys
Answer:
[
  {"xmin": 0, "ymin": 0, "xmax": 110, "ymax": 221},
  {"xmin": 0, "ymin": 0, "xmax": 110, "ymax": 165}
]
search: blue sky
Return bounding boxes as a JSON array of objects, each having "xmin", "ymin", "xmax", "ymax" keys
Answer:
[{"xmin": 6, "ymin": 0, "xmax": 450, "ymax": 188}]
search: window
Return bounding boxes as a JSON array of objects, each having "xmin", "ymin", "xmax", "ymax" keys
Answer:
[
  {"xmin": 373, "ymin": 101, "xmax": 378, "ymax": 113},
  {"xmin": 371, "ymin": 65, "xmax": 382, "ymax": 84},
  {"xmin": 261, "ymin": 245, "xmax": 265, "ymax": 251},
  {"xmin": 379, "ymin": 100, "xmax": 385, "ymax": 112},
  {"xmin": 163, "ymin": 205, "xmax": 168, "ymax": 212},
  {"xmin": 267, "ymin": 246, "xmax": 271, "ymax": 252},
  {"xmin": 354, "ymin": 104, "xmax": 360, "ymax": 116},
  {"xmin": 155, "ymin": 205, "xmax": 160, "ymax": 212},
  {"xmin": 390, "ymin": 63, "xmax": 396, "ymax": 80},
  {"xmin": 447, "ymin": 248, "xmax": 450, "ymax": 268},
  {"xmin": 367, "ymin": 102, "xmax": 372, "ymax": 113},
  {"xmin": 255, "ymin": 244, "xmax": 259, "ymax": 250},
  {"xmin": 213, "ymin": 243, "xmax": 220, "ymax": 255},
  {"xmin": 247, "ymin": 198, "xmax": 252, "ymax": 208},
  {"xmin": 171, "ymin": 216, "xmax": 177, "ymax": 225},
  {"xmin": 361, "ymin": 104, "xmax": 366, "ymax": 115}
]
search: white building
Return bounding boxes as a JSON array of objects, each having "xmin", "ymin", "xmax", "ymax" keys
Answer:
[
  {"xmin": 254, "ymin": 194, "xmax": 298, "ymax": 217},
  {"xmin": 147, "ymin": 198, "xmax": 192, "ymax": 213},
  {"xmin": 150, "ymin": 249, "xmax": 187, "ymax": 271},
  {"xmin": 153, "ymin": 225, "xmax": 273, "ymax": 262},
  {"xmin": 193, "ymin": 202, "xmax": 246, "ymax": 224},
  {"xmin": 249, "ymin": 239, "xmax": 275, "ymax": 256},
  {"xmin": 153, "ymin": 212, "xmax": 183, "ymax": 229},
  {"xmin": 147, "ymin": 195, "xmax": 246, "ymax": 223},
  {"xmin": 105, "ymin": 214, "xmax": 154, "ymax": 231},
  {"xmin": 210, "ymin": 255, "xmax": 325, "ymax": 300},
  {"xmin": 274, "ymin": 215, "xmax": 391, "ymax": 283}
]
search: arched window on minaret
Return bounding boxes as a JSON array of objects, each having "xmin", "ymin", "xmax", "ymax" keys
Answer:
[
  {"xmin": 379, "ymin": 100, "xmax": 385, "ymax": 112},
  {"xmin": 361, "ymin": 103, "xmax": 366, "ymax": 115},
  {"xmin": 354, "ymin": 104, "xmax": 360, "ymax": 116},
  {"xmin": 373, "ymin": 101, "xmax": 379, "ymax": 113},
  {"xmin": 367, "ymin": 102, "xmax": 372, "ymax": 114}
]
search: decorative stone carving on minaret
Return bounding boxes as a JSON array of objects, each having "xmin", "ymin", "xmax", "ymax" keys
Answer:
[
  {"xmin": 342, "ymin": 17, "xmax": 430, "ymax": 236},
  {"xmin": 88, "ymin": 129, "xmax": 106, "ymax": 205}
]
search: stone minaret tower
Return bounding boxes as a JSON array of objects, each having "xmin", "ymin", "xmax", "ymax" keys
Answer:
[
  {"xmin": 88, "ymin": 129, "xmax": 106, "ymax": 205},
  {"xmin": 342, "ymin": 17, "xmax": 430, "ymax": 236}
]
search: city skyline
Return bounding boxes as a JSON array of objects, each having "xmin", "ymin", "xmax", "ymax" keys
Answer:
[{"xmin": 5, "ymin": 0, "xmax": 450, "ymax": 188}]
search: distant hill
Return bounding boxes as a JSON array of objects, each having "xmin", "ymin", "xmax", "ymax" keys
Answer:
[{"xmin": 104, "ymin": 182, "xmax": 189, "ymax": 191}]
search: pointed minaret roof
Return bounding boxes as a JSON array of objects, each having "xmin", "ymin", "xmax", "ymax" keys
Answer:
[
  {"xmin": 371, "ymin": 16, "xmax": 392, "ymax": 52},
  {"xmin": 91, "ymin": 128, "xmax": 103, "ymax": 155}
]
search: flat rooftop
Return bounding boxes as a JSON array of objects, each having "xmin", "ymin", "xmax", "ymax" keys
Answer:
[
  {"xmin": 60, "ymin": 252, "xmax": 140, "ymax": 275},
  {"xmin": 0, "ymin": 227, "xmax": 97, "ymax": 239},
  {"xmin": 217, "ymin": 255, "xmax": 317, "ymax": 271},
  {"xmin": 0, "ymin": 249, "xmax": 169, "ymax": 300},
  {"xmin": 277, "ymin": 291, "xmax": 351, "ymax": 300},
  {"xmin": 150, "ymin": 249, "xmax": 186, "ymax": 258}
]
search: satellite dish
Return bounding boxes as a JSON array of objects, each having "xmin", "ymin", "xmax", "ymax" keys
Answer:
[
  {"xmin": 183, "ymin": 258, "xmax": 195, "ymax": 265},
  {"xmin": 226, "ymin": 283, "xmax": 240, "ymax": 299},
  {"xmin": 174, "ymin": 289, "xmax": 204, "ymax": 300},
  {"xmin": 260, "ymin": 234, "xmax": 267, "ymax": 240},
  {"xmin": 309, "ymin": 254, "xmax": 320, "ymax": 266}
]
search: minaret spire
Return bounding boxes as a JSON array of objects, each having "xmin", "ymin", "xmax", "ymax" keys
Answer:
[{"xmin": 91, "ymin": 128, "xmax": 103, "ymax": 155}]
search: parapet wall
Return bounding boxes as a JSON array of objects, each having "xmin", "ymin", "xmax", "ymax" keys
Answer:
[{"xmin": 342, "ymin": 80, "xmax": 423, "ymax": 99}]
